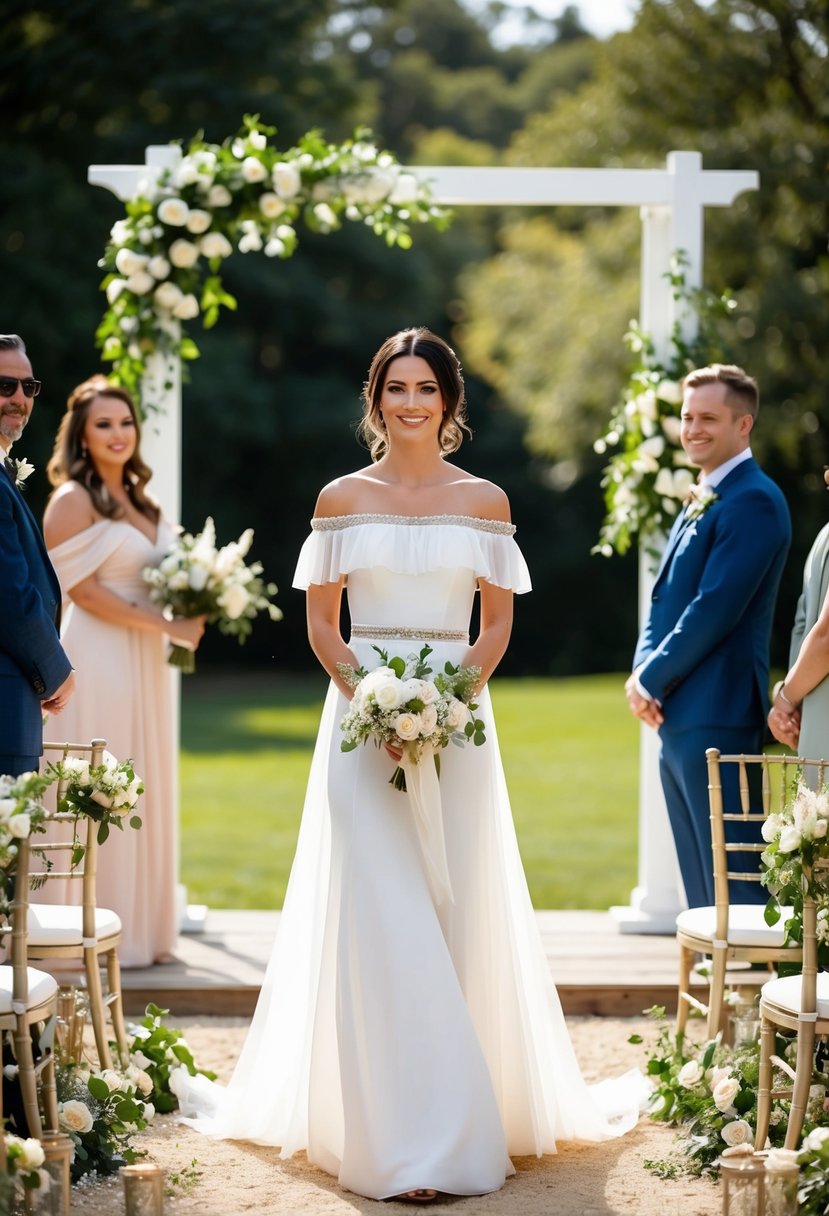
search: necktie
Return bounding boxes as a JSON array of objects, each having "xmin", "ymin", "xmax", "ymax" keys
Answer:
[{"xmin": 2, "ymin": 456, "xmax": 14, "ymax": 479}]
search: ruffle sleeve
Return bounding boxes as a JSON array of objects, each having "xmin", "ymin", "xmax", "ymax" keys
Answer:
[
  {"xmin": 48, "ymin": 521, "xmax": 126, "ymax": 593},
  {"xmin": 292, "ymin": 515, "xmax": 531, "ymax": 593}
]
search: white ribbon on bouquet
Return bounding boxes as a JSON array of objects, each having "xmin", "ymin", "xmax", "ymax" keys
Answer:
[{"xmin": 400, "ymin": 747, "xmax": 455, "ymax": 907}]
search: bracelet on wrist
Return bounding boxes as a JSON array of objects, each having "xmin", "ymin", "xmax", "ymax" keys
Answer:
[{"xmin": 777, "ymin": 685, "xmax": 798, "ymax": 711}]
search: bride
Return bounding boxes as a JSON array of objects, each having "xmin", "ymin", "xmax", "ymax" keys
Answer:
[{"xmin": 178, "ymin": 327, "xmax": 643, "ymax": 1202}]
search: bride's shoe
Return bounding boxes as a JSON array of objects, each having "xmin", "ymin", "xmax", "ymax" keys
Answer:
[{"xmin": 393, "ymin": 1190, "xmax": 439, "ymax": 1204}]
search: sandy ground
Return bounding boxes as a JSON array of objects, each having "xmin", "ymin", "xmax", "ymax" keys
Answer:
[{"xmin": 61, "ymin": 1016, "xmax": 721, "ymax": 1216}]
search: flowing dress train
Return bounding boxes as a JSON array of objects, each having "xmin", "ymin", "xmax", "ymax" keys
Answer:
[{"xmin": 177, "ymin": 515, "xmax": 645, "ymax": 1199}]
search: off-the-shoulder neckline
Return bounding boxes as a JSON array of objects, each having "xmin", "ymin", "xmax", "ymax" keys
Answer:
[{"xmin": 310, "ymin": 513, "xmax": 516, "ymax": 535}]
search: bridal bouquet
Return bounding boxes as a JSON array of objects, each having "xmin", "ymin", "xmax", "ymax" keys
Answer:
[
  {"xmin": 338, "ymin": 644, "xmax": 486, "ymax": 791},
  {"xmin": 143, "ymin": 516, "xmax": 282, "ymax": 672}
]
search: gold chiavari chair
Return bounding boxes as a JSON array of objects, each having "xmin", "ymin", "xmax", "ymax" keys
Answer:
[
  {"xmin": 0, "ymin": 829, "xmax": 60, "ymax": 1139},
  {"xmin": 755, "ymin": 856, "xmax": 829, "ymax": 1150},
  {"xmin": 674, "ymin": 751, "xmax": 825, "ymax": 1041},
  {"xmin": 27, "ymin": 740, "xmax": 129, "ymax": 1069}
]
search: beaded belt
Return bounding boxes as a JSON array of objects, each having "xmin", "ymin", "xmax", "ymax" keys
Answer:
[{"xmin": 350, "ymin": 624, "xmax": 469, "ymax": 643}]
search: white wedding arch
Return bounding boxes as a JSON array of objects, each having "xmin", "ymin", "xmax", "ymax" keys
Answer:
[{"xmin": 89, "ymin": 146, "xmax": 758, "ymax": 933}]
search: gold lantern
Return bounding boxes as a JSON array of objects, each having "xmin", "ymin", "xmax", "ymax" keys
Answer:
[
  {"xmin": 122, "ymin": 1163, "xmax": 165, "ymax": 1216},
  {"xmin": 720, "ymin": 1148, "xmax": 799, "ymax": 1216}
]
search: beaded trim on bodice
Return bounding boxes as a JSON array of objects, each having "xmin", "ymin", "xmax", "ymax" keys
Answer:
[{"xmin": 311, "ymin": 513, "xmax": 516, "ymax": 536}]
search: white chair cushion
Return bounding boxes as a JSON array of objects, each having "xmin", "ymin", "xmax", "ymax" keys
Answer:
[
  {"xmin": 26, "ymin": 904, "xmax": 122, "ymax": 947},
  {"xmin": 676, "ymin": 904, "xmax": 797, "ymax": 948},
  {"xmin": 761, "ymin": 972, "xmax": 829, "ymax": 1019},
  {"xmin": 0, "ymin": 965, "xmax": 59, "ymax": 1013}
]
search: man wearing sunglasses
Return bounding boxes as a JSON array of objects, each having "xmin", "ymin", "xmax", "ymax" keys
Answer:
[{"xmin": 0, "ymin": 333, "xmax": 74, "ymax": 777}]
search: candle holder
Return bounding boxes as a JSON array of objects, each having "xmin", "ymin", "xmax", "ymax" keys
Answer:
[
  {"xmin": 720, "ymin": 1148, "xmax": 799, "ymax": 1216},
  {"xmin": 729, "ymin": 997, "xmax": 761, "ymax": 1048},
  {"xmin": 122, "ymin": 1164, "xmax": 164, "ymax": 1216},
  {"xmin": 55, "ymin": 987, "xmax": 90, "ymax": 1067},
  {"xmin": 39, "ymin": 1132, "xmax": 74, "ymax": 1216}
]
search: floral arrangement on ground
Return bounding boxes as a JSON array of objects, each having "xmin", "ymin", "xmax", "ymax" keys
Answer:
[
  {"xmin": 96, "ymin": 114, "xmax": 449, "ymax": 413},
  {"xmin": 633, "ymin": 1006, "xmax": 829, "ymax": 1183},
  {"xmin": 593, "ymin": 256, "xmax": 736, "ymax": 561}
]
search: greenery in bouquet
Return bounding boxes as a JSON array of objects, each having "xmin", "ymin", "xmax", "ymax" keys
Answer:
[
  {"xmin": 56, "ymin": 1061, "xmax": 152, "ymax": 1181},
  {"xmin": 593, "ymin": 256, "xmax": 736, "ymax": 561},
  {"xmin": 143, "ymin": 515, "xmax": 282, "ymax": 672},
  {"xmin": 95, "ymin": 114, "xmax": 449, "ymax": 414},
  {"xmin": 125, "ymin": 1002, "xmax": 216, "ymax": 1113},
  {"xmin": 631, "ymin": 1006, "xmax": 829, "ymax": 1179},
  {"xmin": 45, "ymin": 752, "xmax": 143, "ymax": 855},
  {"xmin": 338, "ymin": 644, "xmax": 485, "ymax": 791},
  {"xmin": 0, "ymin": 769, "xmax": 50, "ymax": 909},
  {"xmin": 760, "ymin": 780, "xmax": 829, "ymax": 970}
]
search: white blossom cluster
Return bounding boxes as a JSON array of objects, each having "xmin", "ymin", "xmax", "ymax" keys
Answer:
[{"xmin": 96, "ymin": 120, "xmax": 445, "ymax": 412}]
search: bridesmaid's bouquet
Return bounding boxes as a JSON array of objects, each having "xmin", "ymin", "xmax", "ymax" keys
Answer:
[
  {"xmin": 337, "ymin": 644, "xmax": 486, "ymax": 790},
  {"xmin": 143, "ymin": 516, "xmax": 282, "ymax": 672}
]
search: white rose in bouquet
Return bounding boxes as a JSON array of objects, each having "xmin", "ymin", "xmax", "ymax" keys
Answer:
[
  {"xmin": 446, "ymin": 698, "xmax": 472, "ymax": 731},
  {"xmin": 187, "ymin": 564, "xmax": 210, "ymax": 592},
  {"xmin": 420, "ymin": 703, "xmax": 438, "ymax": 736},
  {"xmin": 373, "ymin": 677, "xmax": 405, "ymax": 711},
  {"xmin": 393, "ymin": 712, "xmax": 423, "ymax": 742},
  {"xmin": 778, "ymin": 824, "xmax": 802, "ymax": 853},
  {"xmin": 217, "ymin": 583, "xmax": 251, "ymax": 621}
]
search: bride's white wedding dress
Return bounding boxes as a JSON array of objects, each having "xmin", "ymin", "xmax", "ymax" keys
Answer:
[{"xmin": 177, "ymin": 514, "xmax": 645, "ymax": 1199}]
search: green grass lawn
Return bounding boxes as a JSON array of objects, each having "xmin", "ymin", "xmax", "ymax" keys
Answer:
[{"xmin": 180, "ymin": 673, "xmax": 640, "ymax": 910}]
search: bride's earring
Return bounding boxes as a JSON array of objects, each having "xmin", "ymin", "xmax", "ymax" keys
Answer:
[{"xmin": 377, "ymin": 410, "xmax": 386, "ymax": 430}]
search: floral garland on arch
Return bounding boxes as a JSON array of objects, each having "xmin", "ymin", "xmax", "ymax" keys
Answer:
[
  {"xmin": 592, "ymin": 257, "xmax": 736, "ymax": 561},
  {"xmin": 95, "ymin": 115, "xmax": 449, "ymax": 414}
]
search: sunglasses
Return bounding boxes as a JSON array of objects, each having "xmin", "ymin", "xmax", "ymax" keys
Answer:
[{"xmin": 0, "ymin": 376, "xmax": 42, "ymax": 398}]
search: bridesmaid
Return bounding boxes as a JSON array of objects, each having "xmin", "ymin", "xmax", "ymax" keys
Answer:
[{"xmin": 37, "ymin": 375, "xmax": 204, "ymax": 966}]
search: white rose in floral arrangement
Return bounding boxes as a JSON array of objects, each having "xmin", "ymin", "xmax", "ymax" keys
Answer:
[
  {"xmin": 168, "ymin": 239, "xmax": 200, "ymax": 269},
  {"xmin": 8, "ymin": 812, "xmax": 31, "ymax": 839},
  {"xmin": 708, "ymin": 1064, "xmax": 733, "ymax": 1089},
  {"xmin": 248, "ymin": 130, "xmax": 267, "ymax": 151},
  {"xmin": 373, "ymin": 677, "xmax": 404, "ymax": 712},
  {"xmin": 125, "ymin": 270, "xmax": 155, "ymax": 296},
  {"xmin": 721, "ymin": 1119, "xmax": 752, "ymax": 1147},
  {"xmin": 157, "ymin": 197, "xmax": 190, "ymax": 226},
  {"xmin": 185, "ymin": 209, "xmax": 212, "ymax": 235},
  {"xmin": 172, "ymin": 293, "xmax": 200, "ymax": 321},
  {"xmin": 18, "ymin": 1138, "xmax": 46, "ymax": 1169},
  {"xmin": 656, "ymin": 379, "xmax": 684, "ymax": 406},
  {"xmin": 446, "ymin": 698, "xmax": 471, "ymax": 731},
  {"xmin": 778, "ymin": 824, "xmax": 802, "ymax": 853},
  {"xmin": 272, "ymin": 161, "xmax": 301, "ymax": 199},
  {"xmin": 154, "ymin": 281, "xmax": 184, "ymax": 312},
  {"xmin": 803, "ymin": 1127, "xmax": 829, "ymax": 1151},
  {"xmin": 712, "ymin": 1076, "xmax": 740, "ymax": 1112},
  {"xmin": 264, "ymin": 237, "xmax": 285, "ymax": 258},
  {"xmin": 259, "ymin": 192, "xmax": 286, "ymax": 219},
  {"xmin": 207, "ymin": 184, "xmax": 233, "ymax": 208},
  {"xmin": 635, "ymin": 390, "xmax": 659, "ymax": 422},
  {"xmin": 217, "ymin": 583, "xmax": 251, "ymax": 621},
  {"xmin": 59, "ymin": 1099, "xmax": 94, "ymax": 1134},
  {"xmin": 63, "ymin": 756, "xmax": 92, "ymax": 784},
  {"xmin": 128, "ymin": 1065, "xmax": 154, "ymax": 1095},
  {"xmin": 105, "ymin": 278, "xmax": 127, "ymax": 305},
  {"xmin": 115, "ymin": 247, "xmax": 148, "ymax": 276},
  {"xmin": 0, "ymin": 798, "xmax": 15, "ymax": 823},
  {"xmin": 199, "ymin": 232, "xmax": 233, "ymax": 260},
  {"xmin": 148, "ymin": 255, "xmax": 171, "ymax": 280},
  {"xmin": 241, "ymin": 156, "xmax": 267, "ymax": 184},
  {"xmin": 238, "ymin": 221, "xmax": 263, "ymax": 253},
  {"xmin": 677, "ymin": 1060, "xmax": 704, "ymax": 1088},
  {"xmin": 639, "ymin": 435, "xmax": 665, "ymax": 460},
  {"xmin": 313, "ymin": 203, "xmax": 338, "ymax": 231},
  {"xmin": 672, "ymin": 469, "xmax": 695, "ymax": 500},
  {"xmin": 661, "ymin": 415, "xmax": 682, "ymax": 445},
  {"xmin": 654, "ymin": 468, "xmax": 679, "ymax": 498},
  {"xmin": 393, "ymin": 711, "xmax": 423, "ymax": 742},
  {"xmin": 420, "ymin": 703, "xmax": 438, "ymax": 736},
  {"xmin": 187, "ymin": 564, "xmax": 210, "ymax": 592},
  {"xmin": 101, "ymin": 1068, "xmax": 127, "ymax": 1092}
]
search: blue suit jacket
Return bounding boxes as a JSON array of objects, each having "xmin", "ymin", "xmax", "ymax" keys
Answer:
[
  {"xmin": 0, "ymin": 460, "xmax": 72, "ymax": 757},
  {"xmin": 633, "ymin": 458, "xmax": 791, "ymax": 732}
]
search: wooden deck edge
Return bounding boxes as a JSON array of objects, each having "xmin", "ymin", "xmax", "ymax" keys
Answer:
[{"xmin": 121, "ymin": 984, "xmax": 680, "ymax": 1020}]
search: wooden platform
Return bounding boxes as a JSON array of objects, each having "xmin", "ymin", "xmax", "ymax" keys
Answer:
[{"xmin": 102, "ymin": 909, "xmax": 688, "ymax": 1018}]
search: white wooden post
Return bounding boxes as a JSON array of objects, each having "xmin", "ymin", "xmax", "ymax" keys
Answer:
[{"xmin": 88, "ymin": 148, "xmax": 758, "ymax": 934}]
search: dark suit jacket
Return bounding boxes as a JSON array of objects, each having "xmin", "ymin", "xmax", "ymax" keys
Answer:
[
  {"xmin": 633, "ymin": 457, "xmax": 791, "ymax": 732},
  {"xmin": 0, "ymin": 460, "xmax": 72, "ymax": 757}
]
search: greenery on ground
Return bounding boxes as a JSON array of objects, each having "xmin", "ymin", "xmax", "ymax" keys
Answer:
[{"xmin": 180, "ymin": 672, "xmax": 639, "ymax": 909}]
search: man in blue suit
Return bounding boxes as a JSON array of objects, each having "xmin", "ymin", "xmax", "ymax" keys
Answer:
[
  {"xmin": 0, "ymin": 334, "xmax": 74, "ymax": 776},
  {"xmin": 626, "ymin": 364, "xmax": 791, "ymax": 909}
]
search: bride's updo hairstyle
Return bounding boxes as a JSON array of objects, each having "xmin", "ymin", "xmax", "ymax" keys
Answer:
[
  {"xmin": 359, "ymin": 326, "xmax": 472, "ymax": 461},
  {"xmin": 47, "ymin": 375, "xmax": 158, "ymax": 523}
]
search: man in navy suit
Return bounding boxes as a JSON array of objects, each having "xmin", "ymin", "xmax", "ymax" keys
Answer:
[
  {"xmin": 626, "ymin": 364, "xmax": 791, "ymax": 909},
  {"xmin": 0, "ymin": 334, "xmax": 74, "ymax": 776}
]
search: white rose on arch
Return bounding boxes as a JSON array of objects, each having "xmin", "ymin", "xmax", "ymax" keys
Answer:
[
  {"xmin": 154, "ymin": 282, "xmax": 184, "ymax": 312},
  {"xmin": 125, "ymin": 270, "xmax": 155, "ymax": 296},
  {"xmin": 157, "ymin": 197, "xmax": 190, "ymax": 226},
  {"xmin": 172, "ymin": 294, "xmax": 200, "ymax": 321},
  {"xmin": 185, "ymin": 209, "xmax": 212, "ymax": 235},
  {"xmin": 200, "ymin": 232, "xmax": 233, "ymax": 259},
  {"xmin": 272, "ymin": 162, "xmax": 301, "ymax": 199},
  {"xmin": 115, "ymin": 248, "xmax": 149, "ymax": 277},
  {"xmin": 207, "ymin": 184, "xmax": 233, "ymax": 208},
  {"xmin": 259, "ymin": 192, "xmax": 286, "ymax": 220},
  {"xmin": 168, "ymin": 239, "xmax": 200, "ymax": 269},
  {"xmin": 241, "ymin": 156, "xmax": 267, "ymax": 184}
]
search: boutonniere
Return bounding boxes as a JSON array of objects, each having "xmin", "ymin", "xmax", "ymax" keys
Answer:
[
  {"xmin": 684, "ymin": 484, "xmax": 718, "ymax": 520},
  {"xmin": 12, "ymin": 457, "xmax": 35, "ymax": 489}
]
